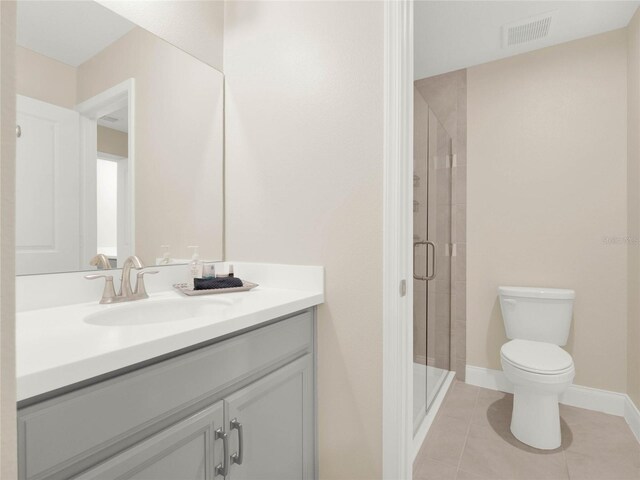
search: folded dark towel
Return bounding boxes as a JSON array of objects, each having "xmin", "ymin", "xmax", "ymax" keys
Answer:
[{"xmin": 194, "ymin": 277, "xmax": 244, "ymax": 290}]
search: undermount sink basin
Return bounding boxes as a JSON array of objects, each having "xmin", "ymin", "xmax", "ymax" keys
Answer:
[{"xmin": 84, "ymin": 298, "xmax": 234, "ymax": 326}]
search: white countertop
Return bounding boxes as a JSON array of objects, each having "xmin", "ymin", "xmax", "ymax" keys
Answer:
[{"xmin": 16, "ymin": 263, "xmax": 324, "ymax": 401}]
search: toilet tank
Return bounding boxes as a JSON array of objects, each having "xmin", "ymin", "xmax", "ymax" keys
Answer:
[{"xmin": 498, "ymin": 286, "xmax": 575, "ymax": 346}]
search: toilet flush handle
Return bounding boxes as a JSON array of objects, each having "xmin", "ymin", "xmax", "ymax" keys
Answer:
[{"xmin": 503, "ymin": 299, "xmax": 517, "ymax": 308}]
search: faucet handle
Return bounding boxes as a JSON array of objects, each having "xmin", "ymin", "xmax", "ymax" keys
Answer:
[
  {"xmin": 85, "ymin": 274, "xmax": 117, "ymax": 304},
  {"xmin": 134, "ymin": 270, "xmax": 159, "ymax": 298}
]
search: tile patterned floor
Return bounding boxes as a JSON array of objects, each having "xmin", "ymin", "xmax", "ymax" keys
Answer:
[{"xmin": 413, "ymin": 381, "xmax": 640, "ymax": 480}]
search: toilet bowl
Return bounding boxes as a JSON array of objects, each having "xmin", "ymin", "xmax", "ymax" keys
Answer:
[
  {"xmin": 498, "ymin": 286, "xmax": 576, "ymax": 450},
  {"xmin": 500, "ymin": 339, "xmax": 575, "ymax": 449}
]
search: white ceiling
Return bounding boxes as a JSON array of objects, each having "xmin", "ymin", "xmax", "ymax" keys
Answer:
[
  {"xmin": 17, "ymin": 0, "xmax": 135, "ymax": 67},
  {"xmin": 98, "ymin": 106, "xmax": 128, "ymax": 133},
  {"xmin": 415, "ymin": 1, "xmax": 640, "ymax": 80}
]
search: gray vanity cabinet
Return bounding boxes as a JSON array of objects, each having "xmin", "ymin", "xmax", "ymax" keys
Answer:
[
  {"xmin": 225, "ymin": 355, "xmax": 314, "ymax": 480},
  {"xmin": 75, "ymin": 355, "xmax": 314, "ymax": 480},
  {"xmin": 18, "ymin": 309, "xmax": 316, "ymax": 480},
  {"xmin": 75, "ymin": 402, "xmax": 225, "ymax": 480}
]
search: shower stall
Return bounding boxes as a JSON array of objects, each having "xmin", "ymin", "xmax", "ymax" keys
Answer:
[{"xmin": 413, "ymin": 88, "xmax": 453, "ymax": 432}]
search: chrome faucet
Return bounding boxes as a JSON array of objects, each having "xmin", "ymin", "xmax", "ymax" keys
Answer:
[
  {"xmin": 120, "ymin": 255, "xmax": 145, "ymax": 297},
  {"xmin": 85, "ymin": 255, "xmax": 159, "ymax": 304},
  {"xmin": 89, "ymin": 253, "xmax": 112, "ymax": 270}
]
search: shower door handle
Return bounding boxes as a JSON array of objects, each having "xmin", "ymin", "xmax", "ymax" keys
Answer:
[
  {"xmin": 414, "ymin": 241, "xmax": 428, "ymax": 281},
  {"xmin": 413, "ymin": 241, "xmax": 437, "ymax": 281},
  {"xmin": 425, "ymin": 241, "xmax": 437, "ymax": 280}
]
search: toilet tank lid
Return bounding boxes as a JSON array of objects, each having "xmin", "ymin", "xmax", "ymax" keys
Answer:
[{"xmin": 498, "ymin": 286, "xmax": 575, "ymax": 300}]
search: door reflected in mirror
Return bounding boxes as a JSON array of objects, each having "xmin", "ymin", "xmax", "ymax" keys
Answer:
[
  {"xmin": 15, "ymin": 0, "xmax": 224, "ymax": 275},
  {"xmin": 96, "ymin": 110, "xmax": 128, "ymax": 268},
  {"xmin": 97, "ymin": 107, "xmax": 129, "ymax": 268}
]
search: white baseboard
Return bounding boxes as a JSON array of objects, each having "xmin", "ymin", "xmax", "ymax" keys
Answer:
[
  {"xmin": 625, "ymin": 395, "xmax": 640, "ymax": 443},
  {"xmin": 465, "ymin": 365, "xmax": 640, "ymax": 443},
  {"xmin": 560, "ymin": 383, "xmax": 626, "ymax": 416},
  {"xmin": 465, "ymin": 365, "xmax": 514, "ymax": 394},
  {"xmin": 412, "ymin": 371, "xmax": 455, "ymax": 462}
]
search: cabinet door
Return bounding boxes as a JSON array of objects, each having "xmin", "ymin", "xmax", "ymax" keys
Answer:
[
  {"xmin": 225, "ymin": 355, "xmax": 314, "ymax": 480},
  {"xmin": 75, "ymin": 402, "xmax": 225, "ymax": 480}
]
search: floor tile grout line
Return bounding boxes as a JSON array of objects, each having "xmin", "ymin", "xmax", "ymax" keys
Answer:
[
  {"xmin": 415, "ymin": 381, "xmax": 462, "ymax": 476},
  {"xmin": 455, "ymin": 386, "xmax": 480, "ymax": 477},
  {"xmin": 561, "ymin": 448, "xmax": 571, "ymax": 480},
  {"xmin": 559, "ymin": 416, "xmax": 570, "ymax": 480},
  {"xmin": 414, "ymin": 392, "xmax": 451, "ymax": 474}
]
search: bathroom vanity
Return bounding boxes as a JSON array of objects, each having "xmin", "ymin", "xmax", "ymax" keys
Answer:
[
  {"xmin": 14, "ymin": 3, "xmax": 323, "ymax": 479},
  {"xmin": 18, "ymin": 306, "xmax": 316, "ymax": 480},
  {"xmin": 16, "ymin": 263, "xmax": 324, "ymax": 480}
]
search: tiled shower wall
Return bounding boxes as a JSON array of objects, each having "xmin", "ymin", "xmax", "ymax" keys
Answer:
[{"xmin": 414, "ymin": 69, "xmax": 467, "ymax": 380}]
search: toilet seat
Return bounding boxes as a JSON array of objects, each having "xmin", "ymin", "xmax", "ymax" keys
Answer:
[{"xmin": 500, "ymin": 339, "xmax": 573, "ymax": 375}]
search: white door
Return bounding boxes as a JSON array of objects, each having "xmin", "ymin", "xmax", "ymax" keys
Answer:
[
  {"xmin": 16, "ymin": 95, "xmax": 81, "ymax": 275},
  {"xmin": 95, "ymin": 153, "xmax": 131, "ymax": 267}
]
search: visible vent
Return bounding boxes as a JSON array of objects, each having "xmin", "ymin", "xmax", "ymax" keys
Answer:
[
  {"xmin": 503, "ymin": 12, "xmax": 553, "ymax": 47},
  {"xmin": 100, "ymin": 115, "xmax": 118, "ymax": 123}
]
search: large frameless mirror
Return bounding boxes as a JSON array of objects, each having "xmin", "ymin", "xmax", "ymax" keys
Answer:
[{"xmin": 15, "ymin": 0, "xmax": 224, "ymax": 275}]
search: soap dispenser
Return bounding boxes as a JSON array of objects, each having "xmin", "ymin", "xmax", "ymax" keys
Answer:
[
  {"xmin": 187, "ymin": 246, "xmax": 203, "ymax": 288},
  {"xmin": 159, "ymin": 245, "xmax": 173, "ymax": 265}
]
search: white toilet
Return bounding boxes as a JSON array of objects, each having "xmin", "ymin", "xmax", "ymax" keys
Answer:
[{"xmin": 498, "ymin": 286, "xmax": 576, "ymax": 450}]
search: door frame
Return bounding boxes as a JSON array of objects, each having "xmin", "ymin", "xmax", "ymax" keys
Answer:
[
  {"xmin": 0, "ymin": 2, "xmax": 18, "ymax": 477},
  {"xmin": 76, "ymin": 78, "xmax": 135, "ymax": 268},
  {"xmin": 382, "ymin": 0, "xmax": 414, "ymax": 478}
]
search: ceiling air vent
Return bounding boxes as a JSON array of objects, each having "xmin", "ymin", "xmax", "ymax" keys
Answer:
[{"xmin": 503, "ymin": 12, "xmax": 554, "ymax": 48}]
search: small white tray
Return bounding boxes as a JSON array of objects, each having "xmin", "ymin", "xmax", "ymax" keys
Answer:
[{"xmin": 173, "ymin": 280, "xmax": 259, "ymax": 296}]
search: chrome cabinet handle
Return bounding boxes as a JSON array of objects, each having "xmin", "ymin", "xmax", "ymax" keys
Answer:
[
  {"xmin": 413, "ymin": 241, "xmax": 437, "ymax": 281},
  {"xmin": 230, "ymin": 418, "xmax": 244, "ymax": 465},
  {"xmin": 215, "ymin": 428, "xmax": 229, "ymax": 477},
  {"xmin": 16, "ymin": 125, "xmax": 21, "ymax": 138}
]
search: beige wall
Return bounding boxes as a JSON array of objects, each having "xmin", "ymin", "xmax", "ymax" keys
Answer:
[
  {"xmin": 76, "ymin": 27, "xmax": 224, "ymax": 264},
  {"xmin": 467, "ymin": 30, "xmax": 629, "ymax": 393},
  {"xmin": 628, "ymin": 9, "xmax": 640, "ymax": 407},
  {"xmin": 97, "ymin": 126, "xmax": 128, "ymax": 158},
  {"xmin": 0, "ymin": 1, "xmax": 17, "ymax": 477},
  {"xmin": 97, "ymin": 0, "xmax": 224, "ymax": 72},
  {"xmin": 16, "ymin": 46, "xmax": 76, "ymax": 109},
  {"xmin": 223, "ymin": 2, "xmax": 384, "ymax": 478}
]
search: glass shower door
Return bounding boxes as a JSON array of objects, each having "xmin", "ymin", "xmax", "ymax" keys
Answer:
[
  {"xmin": 425, "ymin": 109, "xmax": 452, "ymax": 410},
  {"xmin": 413, "ymin": 97, "xmax": 452, "ymax": 433}
]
